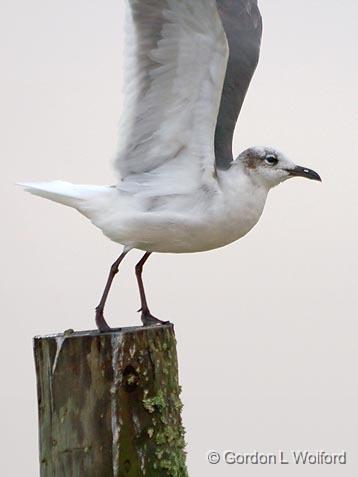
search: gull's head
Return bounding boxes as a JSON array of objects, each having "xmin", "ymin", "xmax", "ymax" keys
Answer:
[{"xmin": 237, "ymin": 147, "xmax": 321, "ymax": 189}]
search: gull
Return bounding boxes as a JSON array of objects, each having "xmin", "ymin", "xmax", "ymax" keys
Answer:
[{"xmin": 19, "ymin": 0, "xmax": 321, "ymax": 331}]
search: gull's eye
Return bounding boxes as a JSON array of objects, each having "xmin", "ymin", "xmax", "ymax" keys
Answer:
[{"xmin": 264, "ymin": 155, "xmax": 278, "ymax": 166}]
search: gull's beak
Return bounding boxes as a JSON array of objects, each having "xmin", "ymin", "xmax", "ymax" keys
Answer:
[{"xmin": 287, "ymin": 165, "xmax": 322, "ymax": 182}]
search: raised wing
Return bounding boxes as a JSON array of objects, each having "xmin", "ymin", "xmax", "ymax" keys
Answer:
[
  {"xmin": 215, "ymin": 0, "xmax": 262, "ymax": 169},
  {"xmin": 115, "ymin": 0, "xmax": 229, "ymax": 186}
]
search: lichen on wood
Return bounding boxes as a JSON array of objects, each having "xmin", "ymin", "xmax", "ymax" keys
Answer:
[{"xmin": 34, "ymin": 324, "xmax": 188, "ymax": 477}]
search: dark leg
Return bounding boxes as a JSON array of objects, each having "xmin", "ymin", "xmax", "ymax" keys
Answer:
[
  {"xmin": 95, "ymin": 251, "xmax": 128, "ymax": 332},
  {"xmin": 135, "ymin": 252, "xmax": 169, "ymax": 326}
]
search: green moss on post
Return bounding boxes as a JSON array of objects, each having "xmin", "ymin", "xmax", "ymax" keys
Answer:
[{"xmin": 34, "ymin": 324, "xmax": 188, "ymax": 477}]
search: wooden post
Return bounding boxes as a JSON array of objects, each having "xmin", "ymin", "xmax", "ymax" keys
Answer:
[{"xmin": 34, "ymin": 324, "xmax": 188, "ymax": 477}]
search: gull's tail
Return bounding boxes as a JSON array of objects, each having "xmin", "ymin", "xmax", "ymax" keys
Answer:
[{"xmin": 17, "ymin": 181, "xmax": 111, "ymax": 211}]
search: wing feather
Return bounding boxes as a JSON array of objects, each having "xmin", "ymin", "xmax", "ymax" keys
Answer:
[
  {"xmin": 115, "ymin": 0, "xmax": 229, "ymax": 188},
  {"xmin": 215, "ymin": 0, "xmax": 262, "ymax": 169}
]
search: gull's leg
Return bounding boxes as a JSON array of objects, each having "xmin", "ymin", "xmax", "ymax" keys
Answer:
[
  {"xmin": 135, "ymin": 252, "xmax": 169, "ymax": 326},
  {"xmin": 95, "ymin": 251, "xmax": 128, "ymax": 332}
]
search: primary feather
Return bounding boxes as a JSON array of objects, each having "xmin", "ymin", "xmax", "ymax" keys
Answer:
[{"xmin": 215, "ymin": 0, "xmax": 263, "ymax": 169}]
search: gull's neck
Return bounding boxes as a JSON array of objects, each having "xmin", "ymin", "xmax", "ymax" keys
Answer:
[{"xmin": 218, "ymin": 161, "xmax": 270, "ymax": 198}]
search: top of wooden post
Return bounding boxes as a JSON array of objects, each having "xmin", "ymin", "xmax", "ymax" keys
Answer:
[{"xmin": 34, "ymin": 323, "xmax": 174, "ymax": 341}]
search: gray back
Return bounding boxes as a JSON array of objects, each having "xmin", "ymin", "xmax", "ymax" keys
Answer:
[{"xmin": 215, "ymin": 0, "xmax": 262, "ymax": 169}]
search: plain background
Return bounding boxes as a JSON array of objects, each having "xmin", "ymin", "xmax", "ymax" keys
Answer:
[{"xmin": 2, "ymin": 0, "xmax": 357, "ymax": 475}]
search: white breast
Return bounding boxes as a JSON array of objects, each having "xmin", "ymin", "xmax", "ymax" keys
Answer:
[{"xmin": 86, "ymin": 166, "xmax": 269, "ymax": 254}]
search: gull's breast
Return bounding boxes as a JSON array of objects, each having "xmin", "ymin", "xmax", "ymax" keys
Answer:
[{"xmin": 96, "ymin": 186, "xmax": 267, "ymax": 253}]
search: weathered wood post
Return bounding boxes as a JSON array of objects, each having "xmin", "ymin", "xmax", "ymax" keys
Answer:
[{"xmin": 34, "ymin": 324, "xmax": 188, "ymax": 477}]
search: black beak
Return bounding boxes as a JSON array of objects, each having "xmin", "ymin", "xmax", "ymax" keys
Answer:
[{"xmin": 287, "ymin": 166, "xmax": 322, "ymax": 182}]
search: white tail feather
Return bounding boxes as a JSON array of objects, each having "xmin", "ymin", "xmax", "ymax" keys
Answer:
[{"xmin": 17, "ymin": 181, "xmax": 109, "ymax": 209}]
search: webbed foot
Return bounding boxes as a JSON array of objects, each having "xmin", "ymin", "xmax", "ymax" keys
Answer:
[
  {"xmin": 95, "ymin": 308, "xmax": 112, "ymax": 332},
  {"xmin": 139, "ymin": 309, "xmax": 170, "ymax": 327}
]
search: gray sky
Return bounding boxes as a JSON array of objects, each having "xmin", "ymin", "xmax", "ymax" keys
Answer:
[{"xmin": 2, "ymin": 0, "xmax": 358, "ymax": 475}]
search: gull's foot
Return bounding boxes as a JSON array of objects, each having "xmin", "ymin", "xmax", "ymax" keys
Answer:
[
  {"xmin": 140, "ymin": 309, "xmax": 170, "ymax": 327},
  {"xmin": 95, "ymin": 308, "xmax": 112, "ymax": 332}
]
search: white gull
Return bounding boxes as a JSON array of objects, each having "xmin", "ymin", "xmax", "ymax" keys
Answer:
[{"xmin": 19, "ymin": 0, "xmax": 321, "ymax": 330}]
